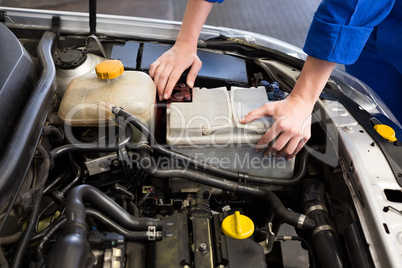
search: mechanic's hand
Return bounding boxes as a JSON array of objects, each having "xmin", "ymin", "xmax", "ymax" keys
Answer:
[
  {"xmin": 149, "ymin": 42, "xmax": 202, "ymax": 101},
  {"xmin": 239, "ymin": 94, "xmax": 313, "ymax": 160}
]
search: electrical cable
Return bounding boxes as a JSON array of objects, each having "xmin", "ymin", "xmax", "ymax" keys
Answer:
[
  {"xmin": 137, "ymin": 146, "xmax": 315, "ymax": 231},
  {"xmin": 12, "ymin": 145, "xmax": 50, "ymax": 268},
  {"xmin": 112, "ymin": 107, "xmax": 310, "ymax": 186}
]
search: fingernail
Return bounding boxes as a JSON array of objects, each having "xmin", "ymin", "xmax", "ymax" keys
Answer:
[
  {"xmin": 158, "ymin": 95, "xmax": 162, "ymax": 101},
  {"xmin": 187, "ymin": 81, "xmax": 194, "ymax": 88},
  {"xmin": 164, "ymin": 93, "xmax": 169, "ymax": 99}
]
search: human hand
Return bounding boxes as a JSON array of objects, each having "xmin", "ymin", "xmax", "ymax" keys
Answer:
[
  {"xmin": 149, "ymin": 42, "xmax": 202, "ymax": 101},
  {"xmin": 239, "ymin": 94, "xmax": 313, "ymax": 160}
]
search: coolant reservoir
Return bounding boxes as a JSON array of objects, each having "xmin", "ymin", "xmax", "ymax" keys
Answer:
[
  {"xmin": 58, "ymin": 60, "xmax": 156, "ymax": 133},
  {"xmin": 55, "ymin": 52, "xmax": 105, "ymax": 98}
]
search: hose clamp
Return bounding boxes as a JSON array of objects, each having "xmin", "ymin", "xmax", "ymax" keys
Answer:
[
  {"xmin": 137, "ymin": 141, "xmax": 153, "ymax": 152},
  {"xmin": 312, "ymin": 225, "xmax": 335, "ymax": 237},
  {"xmin": 237, "ymin": 172, "xmax": 249, "ymax": 183},
  {"xmin": 305, "ymin": 204, "xmax": 328, "ymax": 216},
  {"xmin": 297, "ymin": 214, "xmax": 306, "ymax": 229}
]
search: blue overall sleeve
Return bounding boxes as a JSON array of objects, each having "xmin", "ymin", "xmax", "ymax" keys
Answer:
[
  {"xmin": 205, "ymin": 0, "xmax": 224, "ymax": 3},
  {"xmin": 303, "ymin": 0, "xmax": 395, "ymax": 64}
]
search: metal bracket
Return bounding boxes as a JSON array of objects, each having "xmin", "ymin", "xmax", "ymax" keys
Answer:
[
  {"xmin": 259, "ymin": 222, "xmax": 276, "ymax": 254},
  {"xmin": 51, "ymin": 15, "xmax": 61, "ymax": 34},
  {"xmin": 384, "ymin": 206, "xmax": 402, "ymax": 216},
  {"xmin": 0, "ymin": 11, "xmax": 14, "ymax": 24},
  {"xmin": 85, "ymin": 34, "xmax": 108, "ymax": 58}
]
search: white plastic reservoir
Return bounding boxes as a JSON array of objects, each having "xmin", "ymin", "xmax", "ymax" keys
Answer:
[
  {"xmin": 59, "ymin": 60, "xmax": 156, "ymax": 130},
  {"xmin": 167, "ymin": 86, "xmax": 295, "ymax": 180}
]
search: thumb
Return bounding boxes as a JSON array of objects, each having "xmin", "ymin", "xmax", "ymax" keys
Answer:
[
  {"xmin": 239, "ymin": 103, "xmax": 273, "ymax": 124},
  {"xmin": 186, "ymin": 57, "xmax": 202, "ymax": 88}
]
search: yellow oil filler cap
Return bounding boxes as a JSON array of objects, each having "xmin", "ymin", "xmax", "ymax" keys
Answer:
[
  {"xmin": 95, "ymin": 59, "xmax": 124, "ymax": 79},
  {"xmin": 221, "ymin": 211, "xmax": 254, "ymax": 239},
  {"xmin": 374, "ymin": 124, "xmax": 397, "ymax": 142}
]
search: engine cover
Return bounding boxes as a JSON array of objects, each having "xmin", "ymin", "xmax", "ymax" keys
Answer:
[
  {"xmin": 147, "ymin": 192, "xmax": 266, "ymax": 268},
  {"xmin": 0, "ymin": 23, "xmax": 35, "ymax": 158}
]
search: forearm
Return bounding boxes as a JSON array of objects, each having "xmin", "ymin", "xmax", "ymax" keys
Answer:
[
  {"xmin": 290, "ymin": 55, "xmax": 336, "ymax": 110},
  {"xmin": 239, "ymin": 56, "xmax": 336, "ymax": 158},
  {"xmin": 176, "ymin": 0, "xmax": 214, "ymax": 50}
]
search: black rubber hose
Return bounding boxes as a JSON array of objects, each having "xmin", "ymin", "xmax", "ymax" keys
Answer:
[
  {"xmin": 55, "ymin": 155, "xmax": 82, "ymax": 198},
  {"xmin": 65, "ymin": 184, "xmax": 167, "ymax": 230},
  {"xmin": 34, "ymin": 215, "xmax": 67, "ymax": 266},
  {"xmin": 0, "ymin": 231, "xmax": 22, "ymax": 268},
  {"xmin": 86, "ymin": 208, "xmax": 162, "ymax": 241},
  {"xmin": 43, "ymin": 172, "xmax": 68, "ymax": 194},
  {"xmin": 47, "ymin": 222, "xmax": 94, "ymax": 268},
  {"xmin": 302, "ymin": 179, "xmax": 345, "ymax": 268},
  {"xmin": 137, "ymin": 146, "xmax": 315, "ymax": 231},
  {"xmin": 112, "ymin": 107, "xmax": 309, "ymax": 186},
  {"xmin": 113, "ymin": 184, "xmax": 135, "ymax": 201},
  {"xmin": 112, "ymin": 107, "xmax": 157, "ymax": 145},
  {"xmin": 0, "ymin": 30, "xmax": 56, "ymax": 221},
  {"xmin": 30, "ymin": 213, "xmax": 63, "ymax": 242},
  {"xmin": 48, "ymin": 184, "xmax": 170, "ymax": 267},
  {"xmin": 12, "ymin": 145, "xmax": 50, "ymax": 268},
  {"xmin": 238, "ymin": 183, "xmax": 315, "ymax": 230},
  {"xmin": 49, "ymin": 144, "xmax": 116, "ymax": 162},
  {"xmin": 49, "ymin": 123, "xmax": 134, "ymax": 162},
  {"xmin": 157, "ymin": 144, "xmax": 308, "ymax": 185},
  {"xmin": 43, "ymin": 125, "xmax": 64, "ymax": 142},
  {"xmin": 128, "ymin": 201, "xmax": 140, "ymax": 217},
  {"xmin": 35, "ymin": 155, "xmax": 81, "ymax": 233},
  {"xmin": 156, "ymin": 146, "xmax": 308, "ymax": 185}
]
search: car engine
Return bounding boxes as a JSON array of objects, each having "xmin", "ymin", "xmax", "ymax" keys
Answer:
[{"xmin": 0, "ymin": 17, "xmax": 378, "ymax": 268}]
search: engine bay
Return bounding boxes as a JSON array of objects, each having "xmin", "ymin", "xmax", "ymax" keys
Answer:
[{"xmin": 0, "ymin": 17, "xmax": 382, "ymax": 268}]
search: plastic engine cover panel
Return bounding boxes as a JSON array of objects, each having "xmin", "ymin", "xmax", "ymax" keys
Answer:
[{"xmin": 0, "ymin": 23, "xmax": 35, "ymax": 158}]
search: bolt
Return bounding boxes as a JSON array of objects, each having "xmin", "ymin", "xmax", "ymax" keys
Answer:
[
  {"xmin": 342, "ymin": 126, "xmax": 354, "ymax": 133},
  {"xmin": 99, "ymin": 161, "xmax": 109, "ymax": 171},
  {"xmin": 112, "ymin": 159, "xmax": 120, "ymax": 167},
  {"xmin": 198, "ymin": 243, "xmax": 207, "ymax": 253}
]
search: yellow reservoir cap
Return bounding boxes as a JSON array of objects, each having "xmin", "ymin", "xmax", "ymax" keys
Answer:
[
  {"xmin": 374, "ymin": 124, "xmax": 397, "ymax": 142},
  {"xmin": 221, "ymin": 211, "xmax": 254, "ymax": 239},
  {"xmin": 95, "ymin": 59, "xmax": 124, "ymax": 79}
]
